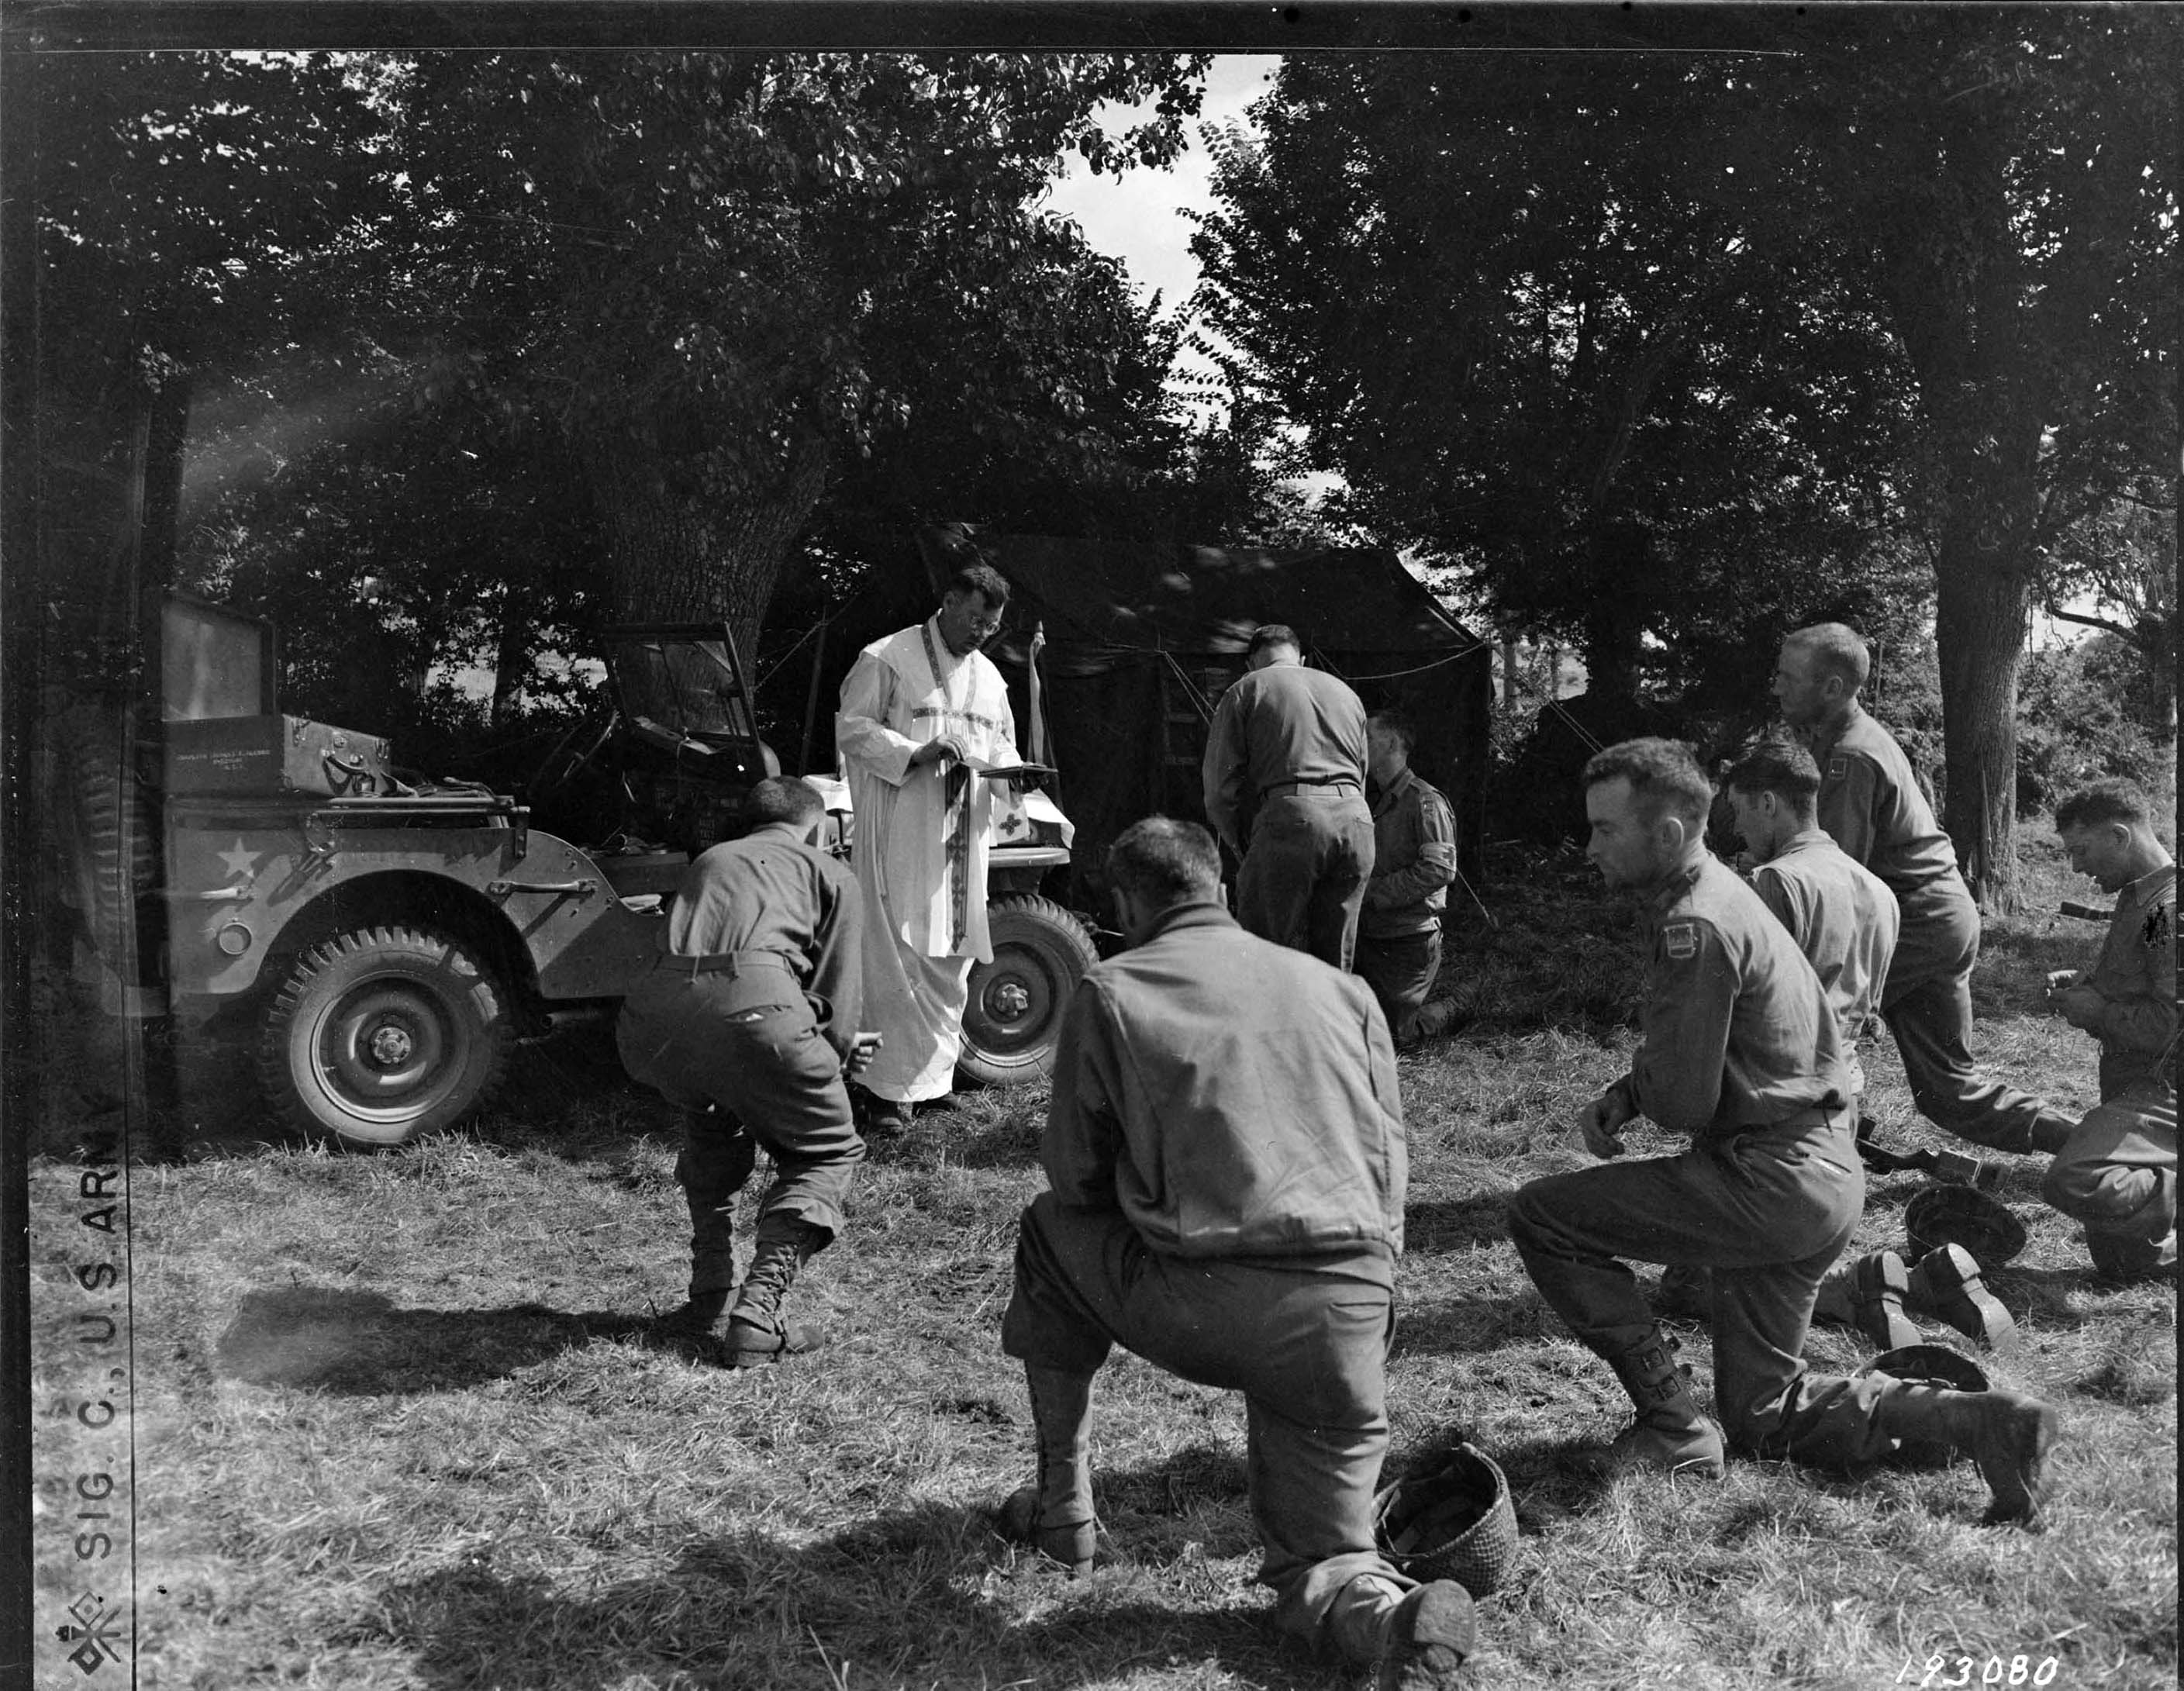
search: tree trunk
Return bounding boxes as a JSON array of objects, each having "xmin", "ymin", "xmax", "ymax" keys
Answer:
[
  {"xmin": 1933, "ymin": 545, "xmax": 2029, "ymax": 915},
  {"xmin": 582, "ymin": 426, "xmax": 832, "ymax": 666},
  {"xmin": 489, "ymin": 595, "xmax": 528, "ymax": 730}
]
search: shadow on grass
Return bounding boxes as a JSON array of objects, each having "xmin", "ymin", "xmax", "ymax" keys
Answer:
[
  {"xmin": 375, "ymin": 1491, "xmax": 1334, "ymax": 1691},
  {"xmin": 1403, "ymin": 1193, "xmax": 1511, "ymax": 1254},
  {"xmin": 213, "ymin": 1286, "xmax": 653, "ymax": 1394},
  {"xmin": 1985, "ymin": 1262, "xmax": 2183, "ymax": 1341},
  {"xmin": 1392, "ymin": 1292, "xmax": 1556, "ymax": 1359}
]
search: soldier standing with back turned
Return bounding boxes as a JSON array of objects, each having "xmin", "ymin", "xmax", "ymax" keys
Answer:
[{"xmin": 1201, "ymin": 624, "xmax": 1375, "ymax": 969}]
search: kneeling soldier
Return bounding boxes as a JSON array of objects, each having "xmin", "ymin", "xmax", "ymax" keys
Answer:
[
  {"xmin": 1506, "ymin": 740, "xmax": 2061, "ymax": 1525},
  {"xmin": 616, "ymin": 777, "xmax": 879, "ymax": 1365},
  {"xmin": 2035, "ymin": 780, "xmax": 2176, "ymax": 1282},
  {"xmin": 999, "ymin": 817, "xmax": 1475, "ymax": 1688}
]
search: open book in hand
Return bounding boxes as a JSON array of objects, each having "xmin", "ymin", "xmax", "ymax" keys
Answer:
[{"xmin": 967, "ymin": 759, "xmax": 1057, "ymax": 783}]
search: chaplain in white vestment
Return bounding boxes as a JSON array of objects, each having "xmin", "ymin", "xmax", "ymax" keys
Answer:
[{"xmin": 835, "ymin": 563, "xmax": 1021, "ymax": 1134}]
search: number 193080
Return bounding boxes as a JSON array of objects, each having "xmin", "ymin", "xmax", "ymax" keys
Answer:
[{"xmin": 1898, "ymin": 1656, "xmax": 2060, "ymax": 1687}]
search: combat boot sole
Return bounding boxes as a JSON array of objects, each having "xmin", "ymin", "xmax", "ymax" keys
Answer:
[
  {"xmin": 1906, "ymin": 1244, "xmax": 2018, "ymax": 1355},
  {"xmin": 1849, "ymin": 1251, "xmax": 1923, "ymax": 1352},
  {"xmin": 997, "ymin": 1485, "xmax": 1096, "ymax": 1575},
  {"xmin": 1376, "ymin": 1579, "xmax": 1475, "ymax": 1691}
]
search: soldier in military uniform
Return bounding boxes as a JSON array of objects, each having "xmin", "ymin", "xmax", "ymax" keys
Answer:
[
  {"xmin": 2034, "ymin": 780, "xmax": 2177, "ymax": 1282},
  {"xmin": 1201, "ymin": 624, "xmax": 1375, "ymax": 969},
  {"xmin": 999, "ymin": 818, "xmax": 1475, "ymax": 1688},
  {"xmin": 1772, "ymin": 623, "xmax": 2073, "ymax": 1158},
  {"xmin": 1506, "ymin": 739, "xmax": 2061, "ymax": 1525},
  {"xmin": 1354, "ymin": 709, "xmax": 1459, "ymax": 1047},
  {"xmin": 616, "ymin": 777, "xmax": 881, "ymax": 1366},
  {"xmin": 1659, "ymin": 737, "xmax": 1910, "ymax": 1341},
  {"xmin": 1723, "ymin": 737, "xmax": 1899, "ymax": 1103}
]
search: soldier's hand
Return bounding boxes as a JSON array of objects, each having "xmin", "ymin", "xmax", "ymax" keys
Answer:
[
  {"xmin": 846, "ymin": 1031, "xmax": 884, "ymax": 1075},
  {"xmin": 1579, "ymin": 1091, "xmax": 1632, "ymax": 1159},
  {"xmin": 2051, "ymin": 983, "xmax": 2106, "ymax": 1031}
]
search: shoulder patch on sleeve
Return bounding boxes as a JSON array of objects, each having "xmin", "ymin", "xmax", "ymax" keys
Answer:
[
  {"xmin": 1827, "ymin": 757, "xmax": 1848, "ymax": 780},
  {"xmin": 1662, "ymin": 921, "xmax": 1699, "ymax": 960},
  {"xmin": 2145, "ymin": 902, "xmax": 2172, "ymax": 947}
]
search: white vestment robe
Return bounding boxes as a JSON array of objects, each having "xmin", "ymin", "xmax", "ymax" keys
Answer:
[{"xmin": 836, "ymin": 617, "xmax": 1020, "ymax": 1103}]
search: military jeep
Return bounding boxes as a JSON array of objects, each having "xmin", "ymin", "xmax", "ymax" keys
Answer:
[{"xmin": 89, "ymin": 596, "xmax": 1094, "ymax": 1146}]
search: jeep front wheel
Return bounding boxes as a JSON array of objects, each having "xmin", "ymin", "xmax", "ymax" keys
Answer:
[
  {"xmin": 260, "ymin": 925, "xmax": 511, "ymax": 1146},
  {"xmin": 957, "ymin": 896, "xmax": 1099, "ymax": 1088}
]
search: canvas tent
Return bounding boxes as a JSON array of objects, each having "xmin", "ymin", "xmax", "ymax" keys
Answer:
[{"xmin": 847, "ymin": 525, "xmax": 1493, "ymax": 913}]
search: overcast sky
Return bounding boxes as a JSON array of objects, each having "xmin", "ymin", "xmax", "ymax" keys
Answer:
[
  {"xmin": 1041, "ymin": 54, "xmax": 1283, "ymax": 430},
  {"xmin": 1043, "ymin": 55, "xmax": 1278, "ymax": 313}
]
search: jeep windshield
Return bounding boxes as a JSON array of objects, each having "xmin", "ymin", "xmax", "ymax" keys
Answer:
[{"xmin": 600, "ymin": 627, "xmax": 756, "ymax": 747}]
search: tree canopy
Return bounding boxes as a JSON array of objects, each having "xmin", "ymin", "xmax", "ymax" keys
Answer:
[
  {"xmin": 1193, "ymin": 13, "xmax": 2178, "ymax": 905},
  {"xmin": 32, "ymin": 48, "xmax": 1213, "ymax": 726}
]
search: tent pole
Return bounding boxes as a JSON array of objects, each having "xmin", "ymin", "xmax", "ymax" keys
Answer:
[{"xmin": 799, "ymin": 615, "xmax": 829, "ymax": 775}]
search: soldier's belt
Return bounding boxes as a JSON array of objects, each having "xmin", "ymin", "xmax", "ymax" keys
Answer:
[
  {"xmin": 657, "ymin": 948, "xmax": 798, "ymax": 980},
  {"xmin": 1262, "ymin": 776, "xmax": 1361, "ymax": 796}
]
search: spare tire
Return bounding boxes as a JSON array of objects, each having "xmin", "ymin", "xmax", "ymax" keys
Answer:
[
  {"xmin": 957, "ymin": 896, "xmax": 1099, "ymax": 1088},
  {"xmin": 57, "ymin": 718, "xmax": 160, "ymax": 975}
]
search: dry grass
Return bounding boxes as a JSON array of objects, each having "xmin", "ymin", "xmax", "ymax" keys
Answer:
[{"xmin": 26, "ymin": 827, "xmax": 2176, "ymax": 1689}]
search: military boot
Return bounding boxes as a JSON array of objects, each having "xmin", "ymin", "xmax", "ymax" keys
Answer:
[
  {"xmin": 1905, "ymin": 1244, "xmax": 2018, "ymax": 1353},
  {"xmin": 1813, "ymin": 1251, "xmax": 1923, "ymax": 1351},
  {"xmin": 997, "ymin": 1364, "xmax": 1099, "ymax": 1574},
  {"xmin": 1872, "ymin": 1382, "xmax": 2061, "ymax": 1527},
  {"xmin": 2085, "ymin": 1172, "xmax": 2178, "ymax": 1284},
  {"xmin": 655, "ymin": 1109, "xmax": 757, "ymax": 1339},
  {"xmin": 2086, "ymin": 1226, "xmax": 2179, "ymax": 1284},
  {"xmin": 726, "ymin": 1213, "xmax": 828, "ymax": 1368},
  {"xmin": 1324, "ymin": 1573, "xmax": 1476, "ymax": 1690},
  {"xmin": 1596, "ymin": 1330, "xmax": 1726, "ymax": 1479}
]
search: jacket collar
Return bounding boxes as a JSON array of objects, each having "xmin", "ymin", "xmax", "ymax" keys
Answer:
[
  {"xmin": 1134, "ymin": 899, "xmax": 1238, "ymax": 946},
  {"xmin": 1370, "ymin": 765, "xmax": 1416, "ymax": 809}
]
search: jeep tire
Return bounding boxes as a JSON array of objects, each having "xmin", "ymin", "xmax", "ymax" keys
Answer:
[
  {"xmin": 260, "ymin": 924, "xmax": 511, "ymax": 1146},
  {"xmin": 957, "ymin": 896, "xmax": 1099, "ymax": 1088}
]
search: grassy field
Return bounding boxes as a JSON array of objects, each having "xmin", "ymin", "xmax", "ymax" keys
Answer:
[{"xmin": 26, "ymin": 828, "xmax": 2177, "ymax": 1689}]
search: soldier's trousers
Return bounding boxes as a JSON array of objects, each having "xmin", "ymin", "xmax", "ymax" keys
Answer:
[
  {"xmin": 2041, "ymin": 1084, "xmax": 2177, "ymax": 1278},
  {"xmin": 1506, "ymin": 1111, "xmax": 1909, "ymax": 1468},
  {"xmin": 1882, "ymin": 883, "xmax": 2056, "ymax": 1154},
  {"xmin": 1002, "ymin": 1192, "xmax": 1412, "ymax": 1641},
  {"xmin": 1353, "ymin": 929, "xmax": 1442, "ymax": 1047},
  {"xmin": 1237, "ymin": 789, "xmax": 1375, "ymax": 971},
  {"xmin": 617, "ymin": 975, "xmax": 865, "ymax": 1295}
]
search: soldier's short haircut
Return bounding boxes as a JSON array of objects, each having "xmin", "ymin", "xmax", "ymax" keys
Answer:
[
  {"xmin": 1582, "ymin": 737, "xmax": 1714, "ymax": 830},
  {"xmin": 2055, "ymin": 778, "xmax": 2152, "ymax": 833},
  {"xmin": 1244, "ymin": 623, "xmax": 1300, "ymax": 657},
  {"xmin": 1108, "ymin": 816, "xmax": 1221, "ymax": 903},
  {"xmin": 1786, "ymin": 622, "xmax": 1872, "ymax": 692},
  {"xmin": 1368, "ymin": 709, "xmax": 1417, "ymax": 754},
  {"xmin": 744, "ymin": 775, "xmax": 826, "ymax": 829},
  {"xmin": 947, "ymin": 563, "xmax": 1012, "ymax": 606},
  {"xmin": 1724, "ymin": 737, "xmax": 1822, "ymax": 809}
]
